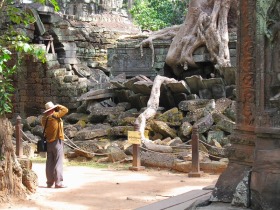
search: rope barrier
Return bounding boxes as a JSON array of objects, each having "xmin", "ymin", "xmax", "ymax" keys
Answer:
[
  {"xmin": 20, "ymin": 129, "xmax": 226, "ymax": 158},
  {"xmin": 63, "ymin": 134, "xmax": 109, "ymax": 156}
]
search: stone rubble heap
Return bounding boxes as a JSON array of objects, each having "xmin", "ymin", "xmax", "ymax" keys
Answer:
[{"xmin": 20, "ymin": 72, "xmax": 235, "ymax": 174}]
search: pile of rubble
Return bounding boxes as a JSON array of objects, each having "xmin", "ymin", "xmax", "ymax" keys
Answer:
[{"xmin": 20, "ymin": 73, "xmax": 235, "ymax": 174}]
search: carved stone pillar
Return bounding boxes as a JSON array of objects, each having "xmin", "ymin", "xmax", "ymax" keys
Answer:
[
  {"xmin": 211, "ymin": 0, "xmax": 257, "ymax": 205},
  {"xmin": 252, "ymin": 0, "xmax": 280, "ymax": 209}
]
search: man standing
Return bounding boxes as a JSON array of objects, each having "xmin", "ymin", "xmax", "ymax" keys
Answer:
[{"xmin": 41, "ymin": 101, "xmax": 68, "ymax": 188}]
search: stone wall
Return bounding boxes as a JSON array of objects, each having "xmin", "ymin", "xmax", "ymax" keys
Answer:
[
  {"xmin": 57, "ymin": 0, "xmax": 126, "ymax": 17},
  {"xmin": 107, "ymin": 33, "xmax": 237, "ymax": 81},
  {"xmin": 10, "ymin": 4, "xmax": 140, "ymax": 118}
]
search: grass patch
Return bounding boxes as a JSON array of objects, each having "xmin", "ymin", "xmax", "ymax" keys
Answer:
[
  {"xmin": 31, "ymin": 156, "xmax": 131, "ymax": 170},
  {"xmin": 66, "ymin": 159, "xmax": 108, "ymax": 168}
]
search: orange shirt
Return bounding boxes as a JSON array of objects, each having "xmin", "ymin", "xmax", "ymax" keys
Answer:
[{"xmin": 41, "ymin": 105, "xmax": 68, "ymax": 143}]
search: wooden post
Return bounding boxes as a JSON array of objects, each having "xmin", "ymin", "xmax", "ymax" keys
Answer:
[
  {"xmin": 129, "ymin": 124, "xmax": 145, "ymax": 171},
  {"xmin": 188, "ymin": 125, "xmax": 203, "ymax": 177},
  {"xmin": 15, "ymin": 115, "xmax": 23, "ymax": 158}
]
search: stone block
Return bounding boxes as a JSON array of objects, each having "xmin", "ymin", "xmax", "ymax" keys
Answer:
[
  {"xmin": 214, "ymin": 98, "xmax": 233, "ymax": 114},
  {"xmin": 63, "ymin": 75, "xmax": 79, "ymax": 83},
  {"xmin": 166, "ymin": 80, "xmax": 191, "ymax": 94},
  {"xmin": 156, "ymin": 107, "xmax": 184, "ymax": 127},
  {"xmin": 150, "ymin": 120, "xmax": 177, "ymax": 138},
  {"xmin": 132, "ymin": 81, "xmax": 153, "ymax": 95},
  {"xmin": 178, "ymin": 99, "xmax": 210, "ymax": 112},
  {"xmin": 199, "ymin": 89, "xmax": 213, "ymax": 99},
  {"xmin": 215, "ymin": 115, "xmax": 235, "ymax": 133},
  {"xmin": 185, "ymin": 75, "xmax": 206, "ymax": 94},
  {"xmin": 200, "ymin": 161, "xmax": 228, "ymax": 174},
  {"xmin": 194, "ymin": 114, "xmax": 214, "ymax": 134},
  {"xmin": 207, "ymin": 130, "xmax": 225, "ymax": 144},
  {"xmin": 212, "ymin": 84, "xmax": 226, "ymax": 99},
  {"xmin": 202, "ymin": 78, "xmax": 224, "ymax": 89}
]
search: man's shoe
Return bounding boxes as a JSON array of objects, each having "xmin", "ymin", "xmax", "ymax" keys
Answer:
[
  {"xmin": 55, "ymin": 184, "xmax": 67, "ymax": 188},
  {"xmin": 47, "ymin": 184, "xmax": 53, "ymax": 188}
]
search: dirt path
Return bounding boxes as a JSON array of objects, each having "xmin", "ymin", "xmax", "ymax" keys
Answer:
[{"xmin": 0, "ymin": 163, "xmax": 219, "ymax": 210}]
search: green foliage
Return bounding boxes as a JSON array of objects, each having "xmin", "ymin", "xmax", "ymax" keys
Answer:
[
  {"xmin": 0, "ymin": 0, "xmax": 59, "ymax": 115},
  {"xmin": 130, "ymin": 0, "xmax": 189, "ymax": 31}
]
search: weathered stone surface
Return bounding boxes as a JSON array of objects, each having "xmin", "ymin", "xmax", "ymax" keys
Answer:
[
  {"xmin": 231, "ymin": 170, "xmax": 250, "ymax": 207},
  {"xmin": 202, "ymin": 78, "xmax": 224, "ymax": 90},
  {"xmin": 88, "ymin": 106, "xmax": 125, "ymax": 123},
  {"xmin": 78, "ymin": 89, "xmax": 115, "ymax": 101},
  {"xmin": 179, "ymin": 121, "xmax": 193, "ymax": 137},
  {"xmin": 184, "ymin": 108, "xmax": 205, "ymax": 123},
  {"xmin": 106, "ymin": 146, "xmax": 128, "ymax": 163},
  {"xmin": 132, "ymin": 81, "xmax": 153, "ymax": 95},
  {"xmin": 73, "ymin": 140, "xmax": 101, "ymax": 158},
  {"xmin": 140, "ymin": 150, "xmax": 175, "ymax": 168},
  {"xmin": 109, "ymin": 126, "xmax": 134, "ymax": 136},
  {"xmin": 194, "ymin": 114, "xmax": 214, "ymax": 134},
  {"xmin": 178, "ymin": 99, "xmax": 210, "ymax": 112},
  {"xmin": 172, "ymin": 160, "xmax": 192, "ymax": 173},
  {"xmin": 214, "ymin": 98, "xmax": 233, "ymax": 114},
  {"xmin": 150, "ymin": 120, "xmax": 177, "ymax": 138},
  {"xmin": 211, "ymin": 163, "xmax": 251, "ymax": 203},
  {"xmin": 216, "ymin": 116, "xmax": 235, "ymax": 133},
  {"xmin": 116, "ymin": 117, "xmax": 136, "ymax": 126},
  {"xmin": 63, "ymin": 75, "xmax": 79, "ymax": 83},
  {"xmin": 124, "ymin": 75, "xmax": 152, "ymax": 90},
  {"xmin": 65, "ymin": 113, "xmax": 88, "ymax": 124},
  {"xmin": 74, "ymin": 128, "xmax": 110, "ymax": 141},
  {"xmin": 200, "ymin": 161, "xmax": 228, "ymax": 174},
  {"xmin": 166, "ymin": 80, "xmax": 191, "ymax": 94},
  {"xmin": 251, "ymin": 148, "xmax": 280, "ymax": 210},
  {"xmin": 64, "ymin": 125, "xmax": 79, "ymax": 138},
  {"xmin": 72, "ymin": 64, "xmax": 92, "ymax": 77},
  {"xmin": 212, "ymin": 84, "xmax": 226, "ymax": 99},
  {"xmin": 185, "ymin": 75, "xmax": 205, "ymax": 94},
  {"xmin": 199, "ymin": 89, "xmax": 213, "ymax": 99},
  {"xmin": 156, "ymin": 107, "xmax": 183, "ymax": 126},
  {"xmin": 224, "ymin": 101, "xmax": 236, "ymax": 121},
  {"xmin": 207, "ymin": 130, "xmax": 225, "ymax": 144}
]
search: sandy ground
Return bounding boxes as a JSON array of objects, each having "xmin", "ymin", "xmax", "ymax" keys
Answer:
[{"xmin": 0, "ymin": 163, "xmax": 219, "ymax": 210}]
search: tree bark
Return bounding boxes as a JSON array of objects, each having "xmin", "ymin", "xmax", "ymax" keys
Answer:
[
  {"xmin": 136, "ymin": 0, "xmax": 237, "ymax": 78},
  {"xmin": 134, "ymin": 75, "xmax": 178, "ymax": 144},
  {"xmin": 0, "ymin": 116, "xmax": 26, "ymax": 202}
]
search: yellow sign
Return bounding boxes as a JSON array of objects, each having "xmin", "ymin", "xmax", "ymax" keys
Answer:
[{"xmin": 128, "ymin": 131, "xmax": 141, "ymax": 144}]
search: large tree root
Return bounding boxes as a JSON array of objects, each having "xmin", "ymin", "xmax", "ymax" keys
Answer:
[
  {"xmin": 135, "ymin": 25, "xmax": 181, "ymax": 67},
  {"xmin": 134, "ymin": 0, "xmax": 236, "ymax": 77},
  {"xmin": 166, "ymin": 0, "xmax": 233, "ymax": 76},
  {"xmin": 134, "ymin": 75, "xmax": 178, "ymax": 146}
]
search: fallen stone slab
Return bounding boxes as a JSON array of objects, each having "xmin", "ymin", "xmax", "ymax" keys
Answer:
[
  {"xmin": 150, "ymin": 120, "xmax": 177, "ymax": 138},
  {"xmin": 185, "ymin": 75, "xmax": 206, "ymax": 94},
  {"xmin": 166, "ymin": 80, "xmax": 191, "ymax": 94},
  {"xmin": 194, "ymin": 114, "xmax": 214, "ymax": 134},
  {"xmin": 132, "ymin": 80, "xmax": 153, "ymax": 95},
  {"xmin": 136, "ymin": 189, "xmax": 212, "ymax": 210},
  {"xmin": 178, "ymin": 99, "xmax": 210, "ymax": 112},
  {"xmin": 78, "ymin": 89, "xmax": 115, "ymax": 101}
]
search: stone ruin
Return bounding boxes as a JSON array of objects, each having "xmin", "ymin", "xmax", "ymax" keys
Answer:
[
  {"xmin": 8, "ymin": 2, "xmax": 234, "ymax": 176},
  {"xmin": 7, "ymin": 1, "xmax": 280, "ymax": 209}
]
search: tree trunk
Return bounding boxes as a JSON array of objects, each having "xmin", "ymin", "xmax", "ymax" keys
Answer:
[
  {"xmin": 0, "ymin": 116, "xmax": 26, "ymax": 202},
  {"xmin": 136, "ymin": 0, "xmax": 237, "ymax": 78}
]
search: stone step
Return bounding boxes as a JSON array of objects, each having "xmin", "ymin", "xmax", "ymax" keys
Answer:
[{"xmin": 135, "ymin": 189, "xmax": 212, "ymax": 210}]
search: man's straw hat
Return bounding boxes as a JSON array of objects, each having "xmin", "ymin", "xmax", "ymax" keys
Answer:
[{"xmin": 43, "ymin": 101, "xmax": 58, "ymax": 113}]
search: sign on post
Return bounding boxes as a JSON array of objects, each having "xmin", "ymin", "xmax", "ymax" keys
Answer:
[
  {"xmin": 128, "ymin": 131, "xmax": 141, "ymax": 144},
  {"xmin": 128, "ymin": 130, "xmax": 145, "ymax": 171}
]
